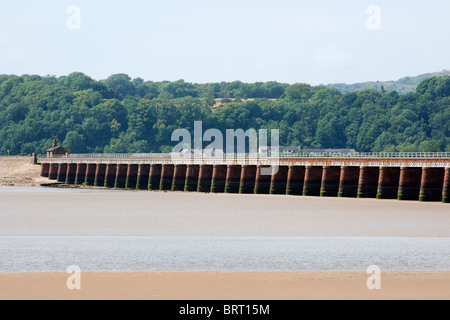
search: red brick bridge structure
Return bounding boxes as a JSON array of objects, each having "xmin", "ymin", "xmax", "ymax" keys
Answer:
[{"xmin": 38, "ymin": 153, "xmax": 450, "ymax": 203}]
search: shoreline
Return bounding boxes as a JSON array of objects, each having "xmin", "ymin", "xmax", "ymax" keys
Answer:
[{"xmin": 1, "ymin": 271, "xmax": 450, "ymax": 300}]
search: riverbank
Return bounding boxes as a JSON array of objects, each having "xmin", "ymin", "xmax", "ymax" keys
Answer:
[
  {"xmin": 0, "ymin": 156, "xmax": 42, "ymax": 187},
  {"xmin": 1, "ymin": 271, "xmax": 450, "ymax": 300}
]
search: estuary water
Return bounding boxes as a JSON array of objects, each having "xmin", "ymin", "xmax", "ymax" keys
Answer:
[
  {"xmin": 0, "ymin": 236, "xmax": 450, "ymax": 273},
  {"xmin": 0, "ymin": 187, "xmax": 449, "ymax": 273}
]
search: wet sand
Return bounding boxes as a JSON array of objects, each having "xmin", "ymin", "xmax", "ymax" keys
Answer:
[
  {"xmin": 0, "ymin": 189, "xmax": 449, "ymax": 237},
  {"xmin": 1, "ymin": 271, "xmax": 450, "ymax": 300}
]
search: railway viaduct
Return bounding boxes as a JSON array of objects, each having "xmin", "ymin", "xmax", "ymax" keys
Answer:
[{"xmin": 38, "ymin": 153, "xmax": 450, "ymax": 203}]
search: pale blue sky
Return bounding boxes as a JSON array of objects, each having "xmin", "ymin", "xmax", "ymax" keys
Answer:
[{"xmin": 1, "ymin": 0, "xmax": 449, "ymax": 85}]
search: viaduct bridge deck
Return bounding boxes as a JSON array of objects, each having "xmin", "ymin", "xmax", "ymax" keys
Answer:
[
  {"xmin": 38, "ymin": 152, "xmax": 450, "ymax": 203},
  {"xmin": 38, "ymin": 152, "xmax": 450, "ymax": 168}
]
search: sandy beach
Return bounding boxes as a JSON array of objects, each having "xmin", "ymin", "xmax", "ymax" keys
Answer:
[
  {"xmin": 0, "ymin": 156, "xmax": 42, "ymax": 187},
  {"xmin": 1, "ymin": 271, "xmax": 450, "ymax": 300}
]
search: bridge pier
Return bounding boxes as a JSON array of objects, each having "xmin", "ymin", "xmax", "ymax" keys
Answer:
[
  {"xmin": 40, "ymin": 163, "xmax": 50, "ymax": 178},
  {"xmin": 48, "ymin": 164, "xmax": 59, "ymax": 180},
  {"xmin": 104, "ymin": 164, "xmax": 117, "ymax": 188},
  {"xmin": 357, "ymin": 167, "xmax": 380, "ymax": 198},
  {"xmin": 377, "ymin": 167, "xmax": 401, "ymax": 199},
  {"xmin": 74, "ymin": 163, "xmax": 87, "ymax": 185},
  {"xmin": 420, "ymin": 168, "xmax": 445, "ymax": 202},
  {"xmin": 338, "ymin": 166, "xmax": 360, "ymax": 198},
  {"xmin": 270, "ymin": 166, "xmax": 289, "ymax": 195},
  {"xmin": 66, "ymin": 163, "xmax": 78, "ymax": 185},
  {"xmin": 239, "ymin": 165, "xmax": 257, "ymax": 194},
  {"xmin": 66, "ymin": 163, "xmax": 77, "ymax": 185},
  {"xmin": 320, "ymin": 166, "xmax": 341, "ymax": 197},
  {"xmin": 149, "ymin": 164, "xmax": 162, "ymax": 190},
  {"xmin": 94, "ymin": 164, "xmax": 107, "ymax": 187},
  {"xmin": 185, "ymin": 165, "xmax": 200, "ymax": 192},
  {"xmin": 211, "ymin": 165, "xmax": 227, "ymax": 193},
  {"xmin": 85, "ymin": 164, "xmax": 97, "ymax": 186},
  {"xmin": 397, "ymin": 167, "xmax": 422, "ymax": 201},
  {"xmin": 115, "ymin": 164, "xmax": 128, "ymax": 189},
  {"xmin": 198, "ymin": 165, "xmax": 213, "ymax": 193},
  {"xmin": 303, "ymin": 166, "xmax": 323, "ymax": 197},
  {"xmin": 125, "ymin": 164, "xmax": 139, "ymax": 190},
  {"xmin": 254, "ymin": 166, "xmax": 272, "ymax": 194},
  {"xmin": 286, "ymin": 166, "xmax": 305, "ymax": 196},
  {"xmin": 171, "ymin": 165, "xmax": 187, "ymax": 191},
  {"xmin": 137, "ymin": 164, "xmax": 150, "ymax": 190},
  {"xmin": 225, "ymin": 165, "xmax": 242, "ymax": 194},
  {"xmin": 443, "ymin": 168, "xmax": 449, "ymax": 203},
  {"xmin": 160, "ymin": 164, "xmax": 175, "ymax": 191},
  {"xmin": 57, "ymin": 164, "xmax": 68, "ymax": 183}
]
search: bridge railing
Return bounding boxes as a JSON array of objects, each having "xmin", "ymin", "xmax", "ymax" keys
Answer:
[{"xmin": 37, "ymin": 152, "xmax": 450, "ymax": 159}]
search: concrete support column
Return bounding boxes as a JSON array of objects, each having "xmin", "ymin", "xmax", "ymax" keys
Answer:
[
  {"xmin": 65, "ymin": 163, "xmax": 78, "ymax": 185},
  {"xmin": 94, "ymin": 164, "xmax": 107, "ymax": 187},
  {"xmin": 115, "ymin": 164, "xmax": 128, "ymax": 189},
  {"xmin": 74, "ymin": 163, "xmax": 87, "ymax": 185},
  {"xmin": 338, "ymin": 166, "xmax": 360, "ymax": 198},
  {"xmin": 270, "ymin": 166, "xmax": 289, "ymax": 195},
  {"xmin": 377, "ymin": 167, "xmax": 401, "ymax": 199},
  {"xmin": 48, "ymin": 164, "xmax": 59, "ymax": 180},
  {"xmin": 85, "ymin": 164, "xmax": 97, "ymax": 186},
  {"xmin": 104, "ymin": 164, "xmax": 117, "ymax": 188},
  {"xmin": 443, "ymin": 168, "xmax": 450, "ymax": 204},
  {"xmin": 40, "ymin": 163, "xmax": 50, "ymax": 178},
  {"xmin": 303, "ymin": 166, "xmax": 323, "ymax": 197},
  {"xmin": 211, "ymin": 165, "xmax": 227, "ymax": 193},
  {"xmin": 239, "ymin": 165, "xmax": 257, "ymax": 194},
  {"xmin": 286, "ymin": 166, "xmax": 305, "ymax": 196},
  {"xmin": 149, "ymin": 164, "xmax": 162, "ymax": 191},
  {"xmin": 57, "ymin": 164, "xmax": 68, "ymax": 183},
  {"xmin": 136, "ymin": 164, "xmax": 150, "ymax": 190},
  {"xmin": 160, "ymin": 164, "xmax": 174, "ymax": 191},
  {"xmin": 320, "ymin": 166, "xmax": 341, "ymax": 197},
  {"xmin": 254, "ymin": 166, "xmax": 272, "ymax": 194},
  {"xmin": 197, "ymin": 165, "xmax": 213, "ymax": 193},
  {"xmin": 357, "ymin": 167, "xmax": 380, "ymax": 198},
  {"xmin": 171, "ymin": 165, "xmax": 187, "ymax": 191},
  {"xmin": 420, "ymin": 168, "xmax": 445, "ymax": 202},
  {"xmin": 397, "ymin": 167, "xmax": 422, "ymax": 201},
  {"xmin": 184, "ymin": 165, "xmax": 200, "ymax": 192},
  {"xmin": 125, "ymin": 164, "xmax": 139, "ymax": 190},
  {"xmin": 225, "ymin": 165, "xmax": 242, "ymax": 194}
]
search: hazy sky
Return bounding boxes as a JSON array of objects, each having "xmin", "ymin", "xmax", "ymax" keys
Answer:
[{"xmin": 1, "ymin": 0, "xmax": 449, "ymax": 85}]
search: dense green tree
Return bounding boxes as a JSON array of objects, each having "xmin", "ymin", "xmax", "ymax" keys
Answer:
[
  {"xmin": 285, "ymin": 83, "xmax": 313, "ymax": 101},
  {"xmin": 0, "ymin": 73, "xmax": 448, "ymax": 155},
  {"xmin": 102, "ymin": 74, "xmax": 135, "ymax": 98},
  {"xmin": 63, "ymin": 131, "xmax": 86, "ymax": 153}
]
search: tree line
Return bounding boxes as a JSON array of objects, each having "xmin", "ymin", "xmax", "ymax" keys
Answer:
[{"xmin": 0, "ymin": 72, "xmax": 449, "ymax": 155}]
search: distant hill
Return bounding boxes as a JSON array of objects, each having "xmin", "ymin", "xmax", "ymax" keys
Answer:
[
  {"xmin": 324, "ymin": 70, "xmax": 450, "ymax": 94},
  {"xmin": 0, "ymin": 72, "xmax": 449, "ymax": 154}
]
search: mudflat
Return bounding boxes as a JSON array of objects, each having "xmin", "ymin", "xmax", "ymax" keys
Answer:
[{"xmin": 0, "ymin": 189, "xmax": 449, "ymax": 237}]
